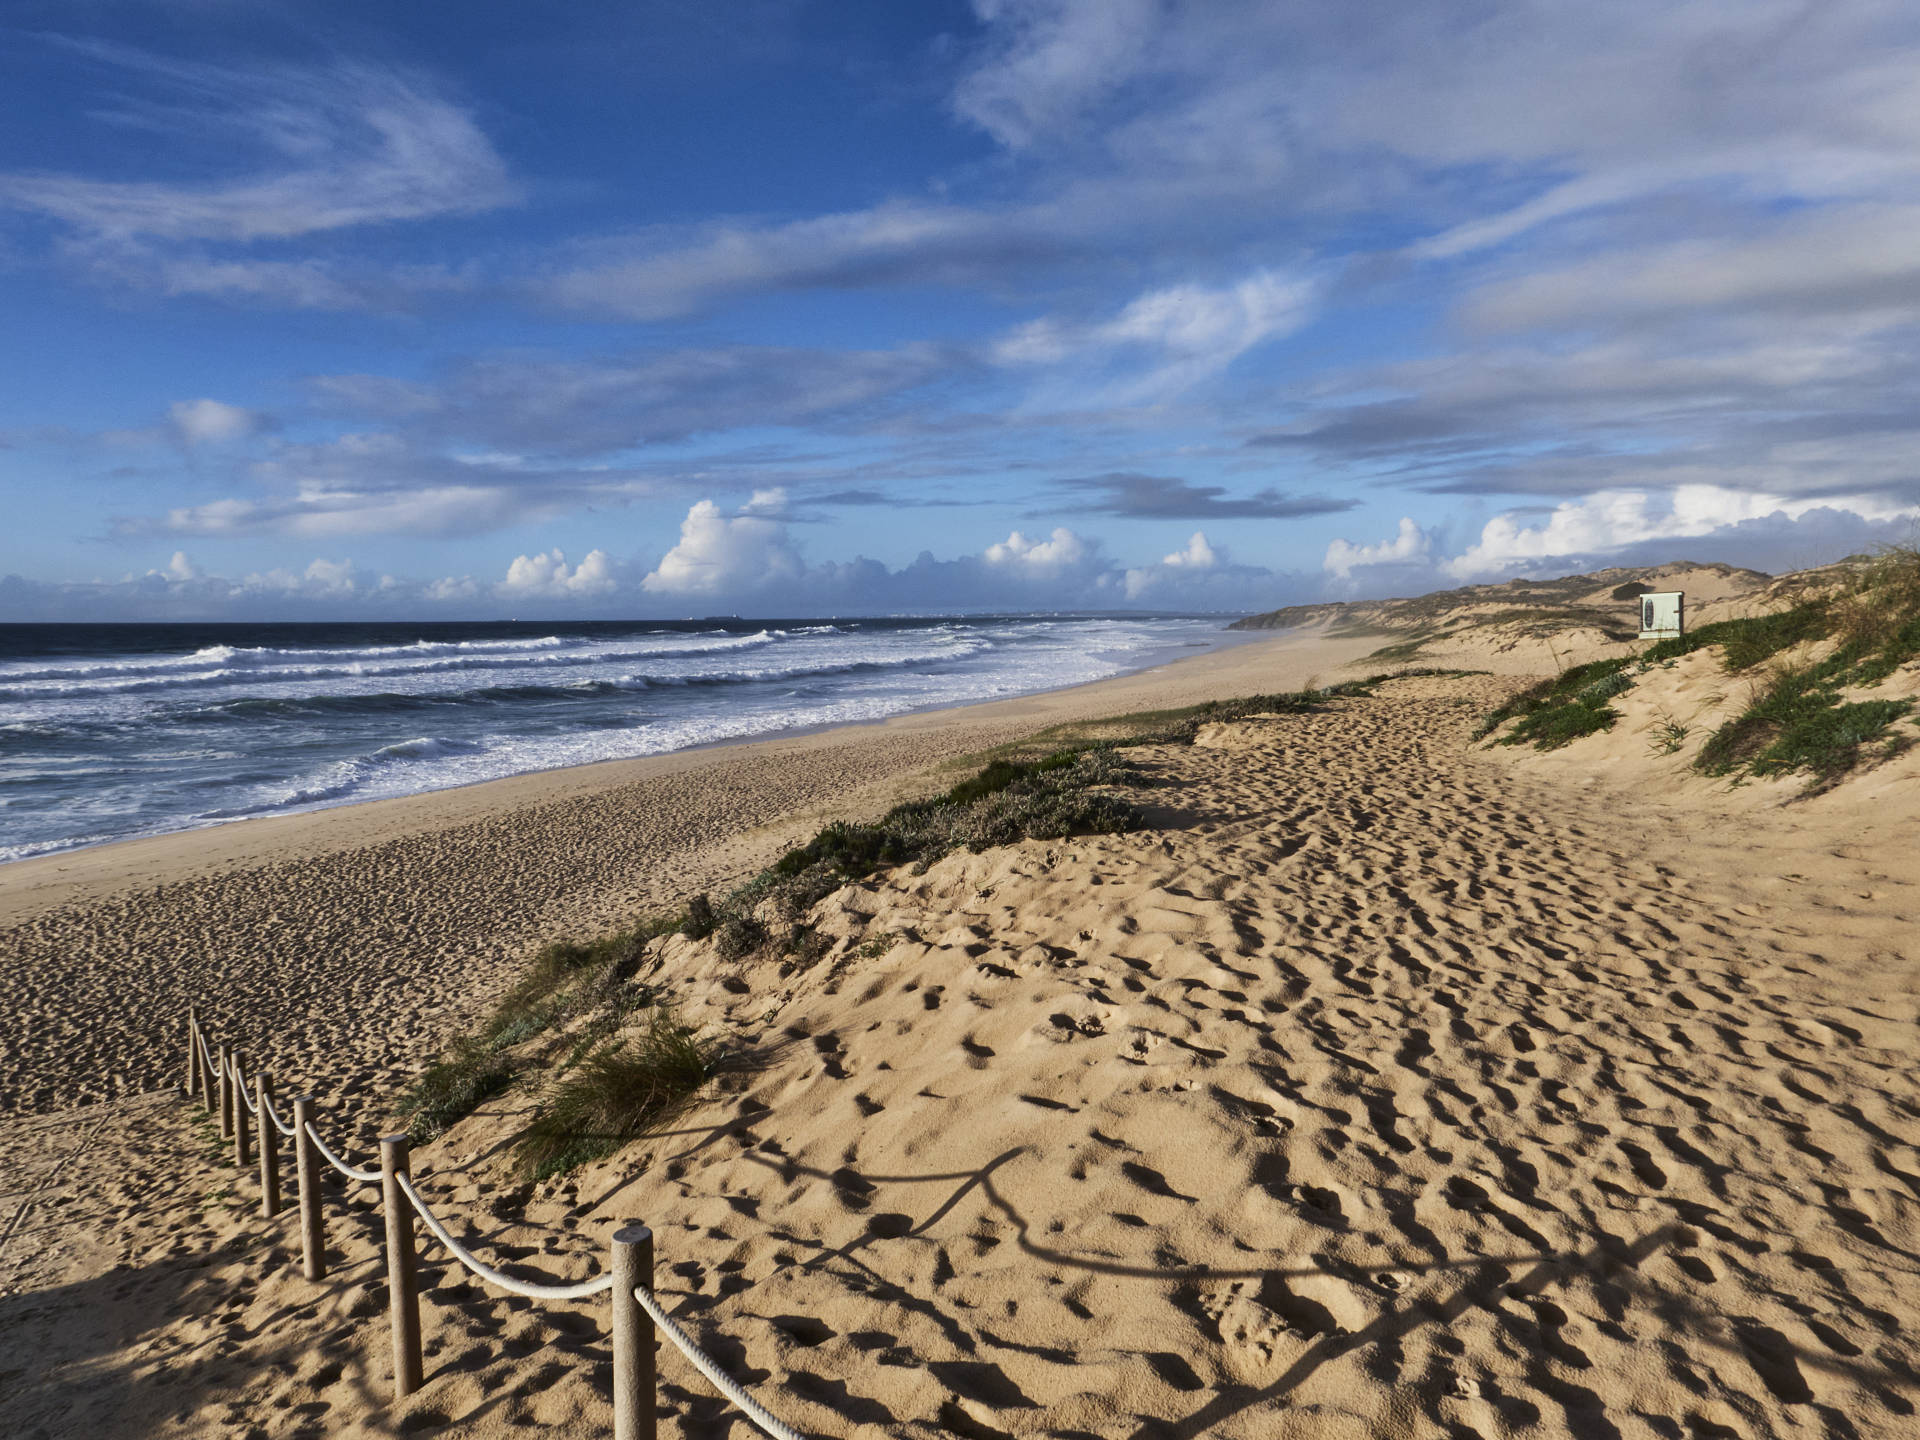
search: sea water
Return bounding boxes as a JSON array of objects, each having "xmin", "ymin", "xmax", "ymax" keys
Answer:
[{"xmin": 0, "ymin": 614, "xmax": 1237, "ymax": 863}]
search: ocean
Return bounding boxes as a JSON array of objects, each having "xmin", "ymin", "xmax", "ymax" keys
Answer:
[{"xmin": 0, "ymin": 614, "xmax": 1238, "ymax": 864}]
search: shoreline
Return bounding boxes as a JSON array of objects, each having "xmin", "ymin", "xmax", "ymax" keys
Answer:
[
  {"xmin": 0, "ymin": 626, "xmax": 1384, "ymax": 1119},
  {"xmin": 0, "ymin": 624, "xmax": 1348, "ymax": 928}
]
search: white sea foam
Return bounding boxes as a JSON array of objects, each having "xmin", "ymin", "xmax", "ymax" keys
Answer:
[{"xmin": 1, "ymin": 616, "xmax": 1233, "ymax": 859}]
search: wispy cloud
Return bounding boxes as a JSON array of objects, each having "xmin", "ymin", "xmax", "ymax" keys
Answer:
[
  {"xmin": 0, "ymin": 42, "xmax": 514, "ymax": 309},
  {"xmin": 0, "ymin": 45, "xmax": 515, "ymax": 242}
]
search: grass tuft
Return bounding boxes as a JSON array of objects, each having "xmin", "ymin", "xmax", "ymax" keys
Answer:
[
  {"xmin": 511, "ymin": 1009, "xmax": 718, "ymax": 1181},
  {"xmin": 401, "ymin": 1040, "xmax": 514, "ymax": 1143}
]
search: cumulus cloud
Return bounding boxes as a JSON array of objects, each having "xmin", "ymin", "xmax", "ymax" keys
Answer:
[
  {"xmin": 1447, "ymin": 487, "xmax": 1920, "ymax": 579},
  {"xmin": 642, "ymin": 492, "xmax": 806, "ymax": 596},
  {"xmin": 1325, "ymin": 518, "xmax": 1433, "ymax": 580},
  {"xmin": 1124, "ymin": 531, "xmax": 1217, "ymax": 598},
  {"xmin": 424, "ymin": 575, "xmax": 482, "ymax": 604},
  {"xmin": 982, "ymin": 527, "xmax": 1096, "ymax": 574},
  {"xmin": 498, "ymin": 548, "xmax": 618, "ymax": 599}
]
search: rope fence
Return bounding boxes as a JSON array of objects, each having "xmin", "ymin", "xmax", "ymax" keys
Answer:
[{"xmin": 180, "ymin": 1008, "xmax": 808, "ymax": 1440}]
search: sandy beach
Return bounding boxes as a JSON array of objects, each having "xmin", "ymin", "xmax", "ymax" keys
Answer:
[{"xmin": 3, "ymin": 623, "xmax": 1918, "ymax": 1438}]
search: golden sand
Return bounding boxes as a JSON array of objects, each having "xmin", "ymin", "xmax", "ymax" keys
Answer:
[{"xmin": 2, "ymin": 633, "xmax": 1917, "ymax": 1437}]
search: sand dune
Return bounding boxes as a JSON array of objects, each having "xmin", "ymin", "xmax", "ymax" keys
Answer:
[{"xmin": 3, "ymin": 649, "xmax": 1918, "ymax": 1437}]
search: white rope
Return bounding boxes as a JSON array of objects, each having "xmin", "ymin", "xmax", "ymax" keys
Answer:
[
  {"xmin": 262, "ymin": 1089, "xmax": 298, "ymax": 1138},
  {"xmin": 232, "ymin": 1057, "xmax": 260, "ymax": 1115},
  {"xmin": 633, "ymin": 1284, "xmax": 809, "ymax": 1440},
  {"xmin": 396, "ymin": 1174, "xmax": 613, "ymax": 1301},
  {"xmin": 186, "ymin": 1009, "xmax": 799, "ymax": 1440},
  {"xmin": 303, "ymin": 1122, "xmax": 382, "ymax": 1184}
]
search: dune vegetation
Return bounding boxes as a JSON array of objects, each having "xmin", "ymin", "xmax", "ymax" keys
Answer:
[{"xmin": 1478, "ymin": 547, "xmax": 1920, "ymax": 786}]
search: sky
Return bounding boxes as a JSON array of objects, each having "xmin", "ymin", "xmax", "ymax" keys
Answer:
[{"xmin": 3, "ymin": 0, "xmax": 1920, "ymax": 621}]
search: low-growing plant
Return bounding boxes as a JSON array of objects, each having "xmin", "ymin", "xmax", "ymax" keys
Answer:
[
  {"xmin": 398, "ymin": 910, "xmax": 679, "ymax": 1139},
  {"xmin": 402, "ymin": 1040, "xmax": 514, "ymax": 1142},
  {"xmin": 1648, "ymin": 714, "xmax": 1690, "ymax": 756},
  {"xmin": 1475, "ymin": 658, "xmax": 1634, "ymax": 749},
  {"xmin": 511, "ymin": 1008, "xmax": 718, "ymax": 1181},
  {"xmin": 1477, "ymin": 546, "xmax": 1920, "ymax": 786},
  {"xmin": 851, "ymin": 930, "xmax": 906, "ymax": 960}
]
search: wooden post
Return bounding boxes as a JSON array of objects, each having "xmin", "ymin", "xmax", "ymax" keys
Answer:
[
  {"xmin": 256, "ymin": 1073, "xmax": 280, "ymax": 1218},
  {"xmin": 217, "ymin": 1045, "xmax": 233, "ymax": 1140},
  {"xmin": 200, "ymin": 1026, "xmax": 217, "ymax": 1114},
  {"xmin": 232, "ymin": 1054, "xmax": 252, "ymax": 1170},
  {"xmin": 380, "ymin": 1134, "xmax": 424, "ymax": 1399},
  {"xmin": 611, "ymin": 1224, "xmax": 657, "ymax": 1440},
  {"xmin": 184, "ymin": 1009, "xmax": 199, "ymax": 1100},
  {"xmin": 292, "ymin": 1096, "xmax": 325, "ymax": 1281}
]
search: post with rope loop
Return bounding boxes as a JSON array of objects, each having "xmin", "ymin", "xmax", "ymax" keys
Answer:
[
  {"xmin": 380, "ymin": 1134, "xmax": 424, "ymax": 1398},
  {"xmin": 217, "ymin": 1045, "xmax": 233, "ymax": 1141},
  {"xmin": 232, "ymin": 1054, "xmax": 252, "ymax": 1170},
  {"xmin": 611, "ymin": 1224, "xmax": 657, "ymax": 1440},
  {"xmin": 200, "ymin": 1027, "xmax": 217, "ymax": 1116},
  {"xmin": 184, "ymin": 1008, "xmax": 199, "ymax": 1102},
  {"xmin": 256, "ymin": 1072, "xmax": 280, "ymax": 1218},
  {"xmin": 292, "ymin": 1096, "xmax": 325, "ymax": 1281}
]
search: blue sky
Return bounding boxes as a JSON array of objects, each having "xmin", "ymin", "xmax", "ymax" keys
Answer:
[{"xmin": 4, "ymin": 0, "xmax": 1920, "ymax": 619}]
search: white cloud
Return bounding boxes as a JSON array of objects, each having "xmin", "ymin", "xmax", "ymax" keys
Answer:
[
  {"xmin": 161, "ymin": 550, "xmax": 201, "ymax": 582},
  {"xmin": 298, "ymin": 557, "xmax": 359, "ymax": 595},
  {"xmin": 642, "ymin": 493, "xmax": 806, "ymax": 596},
  {"xmin": 1161, "ymin": 531, "xmax": 1217, "ymax": 570},
  {"xmin": 424, "ymin": 575, "xmax": 481, "ymax": 603},
  {"xmin": 0, "ymin": 52, "xmax": 513, "ymax": 244},
  {"xmin": 1123, "ymin": 530, "xmax": 1218, "ymax": 597},
  {"xmin": 1325, "ymin": 518, "xmax": 1433, "ymax": 580},
  {"xmin": 1447, "ymin": 486, "xmax": 1920, "ymax": 578},
  {"xmin": 982, "ymin": 526, "xmax": 1094, "ymax": 574},
  {"xmin": 542, "ymin": 202, "xmax": 1029, "ymax": 321},
  {"xmin": 498, "ymin": 548, "xmax": 618, "ymax": 599},
  {"xmin": 154, "ymin": 484, "xmax": 544, "ymax": 539},
  {"xmin": 169, "ymin": 398, "xmax": 264, "ymax": 447},
  {"xmin": 954, "ymin": 0, "xmax": 1161, "ymax": 148},
  {"xmin": 995, "ymin": 270, "xmax": 1315, "ymax": 400}
]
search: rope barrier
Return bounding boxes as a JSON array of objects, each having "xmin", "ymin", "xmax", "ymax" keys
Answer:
[
  {"xmin": 185, "ymin": 1008, "xmax": 811, "ymax": 1439},
  {"xmin": 632, "ymin": 1283, "xmax": 809, "ymax": 1440},
  {"xmin": 262, "ymin": 1088, "xmax": 298, "ymax": 1139},
  {"xmin": 303, "ymin": 1122, "xmax": 382, "ymax": 1184},
  {"xmin": 232, "ymin": 1056, "xmax": 261, "ymax": 1115},
  {"xmin": 395, "ymin": 1174, "xmax": 614, "ymax": 1301}
]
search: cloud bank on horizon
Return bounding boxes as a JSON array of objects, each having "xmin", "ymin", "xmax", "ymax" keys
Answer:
[{"xmin": 3, "ymin": 1, "xmax": 1920, "ymax": 619}]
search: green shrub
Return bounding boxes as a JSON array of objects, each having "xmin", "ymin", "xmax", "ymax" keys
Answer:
[
  {"xmin": 511, "ymin": 1009, "xmax": 717, "ymax": 1181},
  {"xmin": 1476, "ymin": 658, "xmax": 1635, "ymax": 749}
]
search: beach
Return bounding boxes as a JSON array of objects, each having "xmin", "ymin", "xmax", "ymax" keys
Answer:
[
  {"xmin": 0, "ymin": 628, "xmax": 1383, "ymax": 1115},
  {"xmin": 3, "ymin": 624, "xmax": 1917, "ymax": 1438}
]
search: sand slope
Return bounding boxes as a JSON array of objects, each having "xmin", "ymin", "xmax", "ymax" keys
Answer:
[{"xmin": 3, "ymin": 660, "xmax": 1917, "ymax": 1437}]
